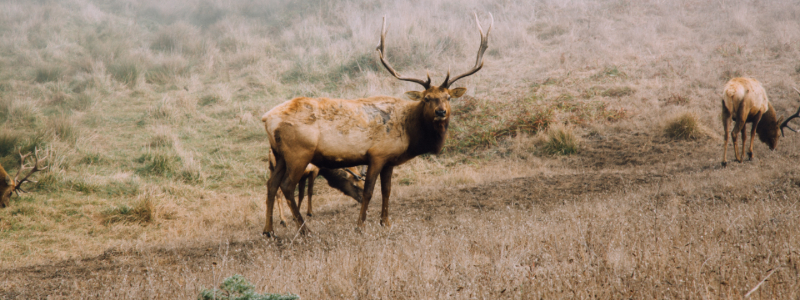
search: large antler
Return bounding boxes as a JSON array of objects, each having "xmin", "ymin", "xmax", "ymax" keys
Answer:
[
  {"xmin": 441, "ymin": 12, "xmax": 493, "ymax": 88},
  {"xmin": 13, "ymin": 148, "xmax": 48, "ymax": 195},
  {"xmin": 376, "ymin": 17, "xmax": 432, "ymax": 89},
  {"xmin": 780, "ymin": 87, "xmax": 800, "ymax": 137}
]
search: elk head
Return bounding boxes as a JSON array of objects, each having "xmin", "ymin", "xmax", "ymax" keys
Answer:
[
  {"xmin": 376, "ymin": 13, "xmax": 492, "ymax": 134},
  {"xmin": 0, "ymin": 149, "xmax": 47, "ymax": 208}
]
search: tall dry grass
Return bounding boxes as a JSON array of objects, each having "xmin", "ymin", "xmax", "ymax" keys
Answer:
[{"xmin": 0, "ymin": 0, "xmax": 799, "ymax": 298}]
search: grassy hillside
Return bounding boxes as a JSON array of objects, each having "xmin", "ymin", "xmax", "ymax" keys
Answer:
[{"xmin": 1, "ymin": 0, "xmax": 800, "ymax": 282}]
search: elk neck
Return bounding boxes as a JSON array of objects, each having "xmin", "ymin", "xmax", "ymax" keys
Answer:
[
  {"xmin": 756, "ymin": 103, "xmax": 779, "ymax": 144},
  {"xmin": 405, "ymin": 100, "xmax": 448, "ymax": 156}
]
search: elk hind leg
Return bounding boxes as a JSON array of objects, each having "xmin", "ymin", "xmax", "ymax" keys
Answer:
[
  {"xmin": 721, "ymin": 108, "xmax": 731, "ymax": 167},
  {"xmin": 280, "ymin": 160, "xmax": 313, "ymax": 235},
  {"xmin": 264, "ymin": 154, "xmax": 286, "ymax": 236}
]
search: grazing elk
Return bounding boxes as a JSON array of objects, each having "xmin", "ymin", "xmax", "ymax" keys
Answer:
[
  {"xmin": 268, "ymin": 150, "xmax": 365, "ymax": 225},
  {"xmin": 721, "ymin": 77, "xmax": 800, "ymax": 166},
  {"xmin": 261, "ymin": 13, "xmax": 492, "ymax": 236},
  {"xmin": 0, "ymin": 149, "xmax": 47, "ymax": 208}
]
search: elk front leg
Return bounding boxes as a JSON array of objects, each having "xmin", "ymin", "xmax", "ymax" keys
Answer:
[
  {"xmin": 264, "ymin": 157, "xmax": 286, "ymax": 236},
  {"xmin": 379, "ymin": 165, "xmax": 394, "ymax": 228},
  {"xmin": 358, "ymin": 160, "xmax": 386, "ymax": 228},
  {"xmin": 748, "ymin": 111, "xmax": 763, "ymax": 160}
]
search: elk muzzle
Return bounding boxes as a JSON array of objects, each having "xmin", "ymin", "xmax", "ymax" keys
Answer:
[{"xmin": 435, "ymin": 109, "xmax": 447, "ymax": 118}]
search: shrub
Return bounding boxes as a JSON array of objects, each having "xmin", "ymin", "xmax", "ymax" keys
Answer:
[
  {"xmin": 665, "ymin": 113, "xmax": 703, "ymax": 140},
  {"xmin": 199, "ymin": 274, "xmax": 299, "ymax": 300},
  {"xmin": 541, "ymin": 126, "xmax": 580, "ymax": 155},
  {"xmin": 48, "ymin": 115, "xmax": 79, "ymax": 144}
]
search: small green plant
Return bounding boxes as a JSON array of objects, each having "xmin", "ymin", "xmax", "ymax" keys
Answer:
[
  {"xmin": 541, "ymin": 126, "xmax": 580, "ymax": 155},
  {"xmin": 199, "ymin": 274, "xmax": 299, "ymax": 300},
  {"xmin": 665, "ymin": 112, "xmax": 703, "ymax": 140},
  {"xmin": 0, "ymin": 129, "xmax": 21, "ymax": 157}
]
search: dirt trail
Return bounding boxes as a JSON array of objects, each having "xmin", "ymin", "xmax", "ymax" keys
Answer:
[{"xmin": 0, "ymin": 132, "xmax": 781, "ymax": 298}]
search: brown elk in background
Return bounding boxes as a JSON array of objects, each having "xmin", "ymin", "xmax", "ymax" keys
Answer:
[
  {"xmin": 268, "ymin": 150, "xmax": 365, "ymax": 225},
  {"xmin": 260, "ymin": 13, "xmax": 491, "ymax": 236},
  {"xmin": 0, "ymin": 149, "xmax": 47, "ymax": 208},
  {"xmin": 720, "ymin": 77, "xmax": 800, "ymax": 166}
]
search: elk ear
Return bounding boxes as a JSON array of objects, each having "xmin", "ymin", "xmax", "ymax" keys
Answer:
[
  {"xmin": 449, "ymin": 87, "xmax": 467, "ymax": 99},
  {"xmin": 405, "ymin": 91, "xmax": 423, "ymax": 101}
]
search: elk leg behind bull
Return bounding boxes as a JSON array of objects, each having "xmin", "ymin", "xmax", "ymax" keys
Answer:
[
  {"xmin": 306, "ymin": 168, "xmax": 318, "ymax": 216},
  {"xmin": 748, "ymin": 111, "xmax": 763, "ymax": 160}
]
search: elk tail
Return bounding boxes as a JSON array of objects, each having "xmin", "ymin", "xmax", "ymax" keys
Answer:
[{"xmin": 317, "ymin": 167, "xmax": 364, "ymax": 203}]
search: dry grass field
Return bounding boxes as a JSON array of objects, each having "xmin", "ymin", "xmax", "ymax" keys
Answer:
[{"xmin": 2, "ymin": 0, "xmax": 800, "ymax": 298}]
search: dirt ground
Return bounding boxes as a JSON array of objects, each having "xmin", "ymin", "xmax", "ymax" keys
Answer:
[{"xmin": 2, "ymin": 131, "xmax": 799, "ymax": 299}]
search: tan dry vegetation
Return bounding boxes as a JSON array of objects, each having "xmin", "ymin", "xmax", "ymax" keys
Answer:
[{"xmin": 1, "ymin": 0, "xmax": 800, "ymax": 298}]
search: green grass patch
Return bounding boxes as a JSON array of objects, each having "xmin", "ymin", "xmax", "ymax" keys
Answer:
[
  {"xmin": 108, "ymin": 61, "xmax": 139, "ymax": 87},
  {"xmin": 34, "ymin": 65, "xmax": 64, "ymax": 83},
  {"xmin": 101, "ymin": 198, "xmax": 155, "ymax": 225},
  {"xmin": 199, "ymin": 274, "xmax": 299, "ymax": 300},
  {"xmin": 136, "ymin": 151, "xmax": 180, "ymax": 177}
]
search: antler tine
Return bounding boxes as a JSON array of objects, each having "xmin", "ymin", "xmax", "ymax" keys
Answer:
[
  {"xmin": 376, "ymin": 16, "xmax": 431, "ymax": 89},
  {"xmin": 14, "ymin": 148, "xmax": 48, "ymax": 191},
  {"xmin": 13, "ymin": 151, "xmax": 32, "ymax": 183},
  {"xmin": 442, "ymin": 12, "xmax": 493, "ymax": 88},
  {"xmin": 780, "ymin": 88, "xmax": 800, "ymax": 137}
]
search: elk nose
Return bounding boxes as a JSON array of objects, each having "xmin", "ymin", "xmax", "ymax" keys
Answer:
[{"xmin": 435, "ymin": 109, "xmax": 446, "ymax": 117}]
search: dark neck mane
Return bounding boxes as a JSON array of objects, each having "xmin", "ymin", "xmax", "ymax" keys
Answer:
[
  {"xmin": 756, "ymin": 103, "xmax": 778, "ymax": 143},
  {"xmin": 406, "ymin": 101, "xmax": 448, "ymax": 156}
]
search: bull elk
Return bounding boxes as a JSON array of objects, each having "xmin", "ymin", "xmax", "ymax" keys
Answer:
[
  {"xmin": 268, "ymin": 150, "xmax": 365, "ymax": 225},
  {"xmin": 261, "ymin": 13, "xmax": 492, "ymax": 236},
  {"xmin": 0, "ymin": 149, "xmax": 48, "ymax": 208},
  {"xmin": 721, "ymin": 77, "xmax": 800, "ymax": 166}
]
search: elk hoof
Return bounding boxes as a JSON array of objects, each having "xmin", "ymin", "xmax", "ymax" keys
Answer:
[
  {"xmin": 306, "ymin": 213, "xmax": 313, "ymax": 217},
  {"xmin": 747, "ymin": 152, "xmax": 753, "ymax": 160},
  {"xmin": 721, "ymin": 161, "xmax": 728, "ymax": 167},
  {"xmin": 262, "ymin": 231, "xmax": 274, "ymax": 238},
  {"xmin": 380, "ymin": 219, "xmax": 391, "ymax": 228},
  {"xmin": 279, "ymin": 220, "xmax": 287, "ymax": 227}
]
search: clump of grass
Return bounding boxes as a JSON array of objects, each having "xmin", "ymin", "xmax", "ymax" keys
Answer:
[
  {"xmin": 145, "ymin": 56, "xmax": 191, "ymax": 85},
  {"xmin": 34, "ymin": 65, "xmax": 64, "ymax": 83},
  {"xmin": 101, "ymin": 197, "xmax": 155, "ymax": 224},
  {"xmin": 665, "ymin": 112, "xmax": 704, "ymax": 140},
  {"xmin": 7, "ymin": 99, "xmax": 40, "ymax": 127},
  {"xmin": 593, "ymin": 66, "xmax": 627, "ymax": 80},
  {"xmin": 601, "ymin": 86, "xmax": 635, "ymax": 97},
  {"xmin": 661, "ymin": 93, "xmax": 690, "ymax": 106},
  {"xmin": 0, "ymin": 129, "xmax": 21, "ymax": 157},
  {"xmin": 136, "ymin": 151, "xmax": 180, "ymax": 177},
  {"xmin": 108, "ymin": 61, "xmax": 139, "ymax": 87},
  {"xmin": 48, "ymin": 115, "xmax": 79, "ymax": 144},
  {"xmin": 199, "ymin": 94, "xmax": 220, "ymax": 106},
  {"xmin": 199, "ymin": 274, "xmax": 299, "ymax": 300},
  {"xmin": 541, "ymin": 125, "xmax": 580, "ymax": 155}
]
